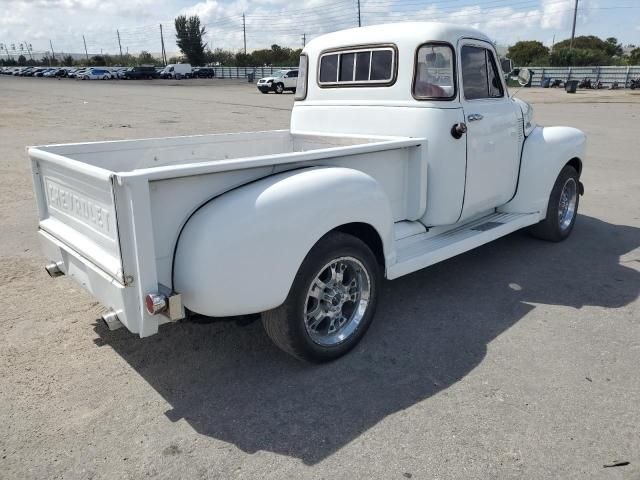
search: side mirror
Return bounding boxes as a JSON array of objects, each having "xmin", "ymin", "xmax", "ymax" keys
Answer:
[{"xmin": 517, "ymin": 68, "xmax": 531, "ymax": 86}]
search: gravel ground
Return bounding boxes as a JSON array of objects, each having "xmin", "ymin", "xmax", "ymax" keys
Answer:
[{"xmin": 0, "ymin": 76, "xmax": 639, "ymax": 480}]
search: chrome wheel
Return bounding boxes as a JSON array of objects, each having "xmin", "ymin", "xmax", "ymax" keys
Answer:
[
  {"xmin": 304, "ymin": 256, "xmax": 371, "ymax": 347},
  {"xmin": 275, "ymin": 83, "xmax": 284, "ymax": 94},
  {"xmin": 558, "ymin": 177, "xmax": 578, "ymax": 231}
]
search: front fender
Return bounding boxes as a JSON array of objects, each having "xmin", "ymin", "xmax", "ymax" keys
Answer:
[
  {"xmin": 174, "ymin": 167, "xmax": 394, "ymax": 317},
  {"xmin": 500, "ymin": 126, "xmax": 586, "ymax": 217}
]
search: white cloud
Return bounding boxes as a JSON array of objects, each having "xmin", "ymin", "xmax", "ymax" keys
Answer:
[{"xmin": 0, "ymin": 0, "xmax": 635, "ymax": 56}]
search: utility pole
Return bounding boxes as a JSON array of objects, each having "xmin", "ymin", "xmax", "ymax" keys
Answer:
[
  {"xmin": 83, "ymin": 35, "xmax": 89, "ymax": 63},
  {"xmin": 302, "ymin": 33, "xmax": 306, "ymax": 47},
  {"xmin": 357, "ymin": 0, "xmax": 361, "ymax": 27},
  {"xmin": 23, "ymin": 41, "xmax": 33, "ymax": 60},
  {"xmin": 569, "ymin": 0, "xmax": 578, "ymax": 52},
  {"xmin": 242, "ymin": 13, "xmax": 247, "ymax": 55},
  {"xmin": 117, "ymin": 29, "xmax": 123, "ymax": 62},
  {"xmin": 49, "ymin": 40, "xmax": 56, "ymax": 61},
  {"xmin": 160, "ymin": 24, "xmax": 167, "ymax": 66}
]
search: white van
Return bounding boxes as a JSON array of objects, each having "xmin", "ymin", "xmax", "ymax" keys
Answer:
[{"xmin": 161, "ymin": 64, "xmax": 192, "ymax": 80}]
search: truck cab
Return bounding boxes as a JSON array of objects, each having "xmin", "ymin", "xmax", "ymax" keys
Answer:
[
  {"xmin": 291, "ymin": 23, "xmax": 583, "ymax": 228},
  {"xmin": 30, "ymin": 23, "xmax": 585, "ymax": 363}
]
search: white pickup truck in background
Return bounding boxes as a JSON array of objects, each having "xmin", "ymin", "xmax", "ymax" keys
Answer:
[{"xmin": 29, "ymin": 22, "xmax": 585, "ymax": 362}]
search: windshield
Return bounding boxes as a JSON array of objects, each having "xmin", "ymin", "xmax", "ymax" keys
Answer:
[{"xmin": 272, "ymin": 70, "xmax": 286, "ymax": 78}]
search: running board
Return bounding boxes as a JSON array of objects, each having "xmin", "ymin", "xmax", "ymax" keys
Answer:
[{"xmin": 387, "ymin": 212, "xmax": 540, "ymax": 279}]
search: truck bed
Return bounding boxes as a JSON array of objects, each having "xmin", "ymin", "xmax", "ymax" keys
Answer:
[
  {"xmin": 29, "ymin": 129, "xmax": 426, "ymax": 336},
  {"xmin": 31, "ymin": 130, "xmax": 416, "ymax": 175}
]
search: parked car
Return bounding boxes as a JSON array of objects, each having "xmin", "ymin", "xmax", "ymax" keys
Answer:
[
  {"xmin": 71, "ymin": 68, "xmax": 88, "ymax": 79},
  {"xmin": 30, "ymin": 22, "xmax": 586, "ymax": 363},
  {"xmin": 34, "ymin": 68, "xmax": 54, "ymax": 77},
  {"xmin": 123, "ymin": 66, "xmax": 158, "ymax": 79},
  {"xmin": 257, "ymin": 69, "xmax": 298, "ymax": 93},
  {"xmin": 160, "ymin": 63, "xmax": 192, "ymax": 79},
  {"xmin": 44, "ymin": 68, "xmax": 66, "ymax": 77},
  {"xmin": 81, "ymin": 68, "xmax": 112, "ymax": 80},
  {"xmin": 192, "ymin": 67, "xmax": 215, "ymax": 78}
]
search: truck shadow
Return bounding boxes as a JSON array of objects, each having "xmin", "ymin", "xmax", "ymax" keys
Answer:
[{"xmin": 94, "ymin": 214, "xmax": 639, "ymax": 465}]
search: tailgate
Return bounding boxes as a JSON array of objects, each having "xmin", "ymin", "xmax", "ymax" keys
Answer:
[{"xmin": 29, "ymin": 148, "xmax": 124, "ymax": 283}]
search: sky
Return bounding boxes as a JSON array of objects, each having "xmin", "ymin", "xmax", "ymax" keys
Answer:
[{"xmin": 0, "ymin": 0, "xmax": 639, "ymax": 58}]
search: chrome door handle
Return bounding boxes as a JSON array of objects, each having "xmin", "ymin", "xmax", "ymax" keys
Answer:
[{"xmin": 467, "ymin": 113, "xmax": 484, "ymax": 122}]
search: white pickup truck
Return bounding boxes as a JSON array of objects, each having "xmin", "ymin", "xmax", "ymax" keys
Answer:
[{"xmin": 29, "ymin": 23, "xmax": 585, "ymax": 362}]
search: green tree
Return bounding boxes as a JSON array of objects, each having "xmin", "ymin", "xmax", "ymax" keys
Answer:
[
  {"xmin": 507, "ymin": 41, "xmax": 549, "ymax": 66},
  {"xmin": 63, "ymin": 55, "xmax": 74, "ymax": 66},
  {"xmin": 549, "ymin": 48, "xmax": 610, "ymax": 66},
  {"xmin": 604, "ymin": 37, "xmax": 623, "ymax": 57},
  {"xmin": 629, "ymin": 48, "xmax": 640, "ymax": 65},
  {"xmin": 138, "ymin": 50, "xmax": 155, "ymax": 65},
  {"xmin": 90, "ymin": 55, "xmax": 108, "ymax": 66},
  {"xmin": 205, "ymin": 48, "xmax": 234, "ymax": 65},
  {"xmin": 17, "ymin": 54, "xmax": 26, "ymax": 66},
  {"xmin": 234, "ymin": 52, "xmax": 251, "ymax": 67},
  {"xmin": 174, "ymin": 15, "xmax": 206, "ymax": 66}
]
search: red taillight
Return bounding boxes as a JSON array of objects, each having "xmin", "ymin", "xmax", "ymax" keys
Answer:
[{"xmin": 145, "ymin": 293, "xmax": 167, "ymax": 315}]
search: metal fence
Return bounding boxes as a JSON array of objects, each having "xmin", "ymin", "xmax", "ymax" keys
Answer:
[
  {"xmin": 526, "ymin": 65, "xmax": 640, "ymax": 88},
  {"xmin": 210, "ymin": 64, "xmax": 640, "ymax": 87},
  {"xmin": 211, "ymin": 66, "xmax": 296, "ymax": 79}
]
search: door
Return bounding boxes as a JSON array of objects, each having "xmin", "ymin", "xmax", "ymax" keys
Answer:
[
  {"xmin": 458, "ymin": 40, "xmax": 521, "ymax": 221},
  {"xmin": 285, "ymin": 70, "xmax": 298, "ymax": 89}
]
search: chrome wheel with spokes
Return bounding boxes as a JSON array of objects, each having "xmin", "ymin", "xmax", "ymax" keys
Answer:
[
  {"xmin": 262, "ymin": 231, "xmax": 380, "ymax": 362},
  {"xmin": 558, "ymin": 178, "xmax": 577, "ymax": 231},
  {"xmin": 305, "ymin": 257, "xmax": 371, "ymax": 347},
  {"xmin": 529, "ymin": 164, "xmax": 581, "ymax": 242}
]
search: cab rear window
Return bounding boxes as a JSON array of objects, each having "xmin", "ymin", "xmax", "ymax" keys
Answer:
[{"xmin": 318, "ymin": 46, "xmax": 396, "ymax": 87}]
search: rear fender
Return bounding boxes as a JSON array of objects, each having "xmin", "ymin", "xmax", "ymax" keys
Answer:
[
  {"xmin": 174, "ymin": 167, "xmax": 393, "ymax": 317},
  {"xmin": 500, "ymin": 126, "xmax": 586, "ymax": 217}
]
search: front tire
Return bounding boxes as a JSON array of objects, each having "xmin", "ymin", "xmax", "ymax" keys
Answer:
[
  {"xmin": 275, "ymin": 82, "xmax": 284, "ymax": 94},
  {"xmin": 262, "ymin": 232, "xmax": 381, "ymax": 363},
  {"xmin": 529, "ymin": 165, "xmax": 580, "ymax": 242}
]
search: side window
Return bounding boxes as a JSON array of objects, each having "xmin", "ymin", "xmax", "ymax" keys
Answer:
[
  {"xmin": 413, "ymin": 43, "xmax": 456, "ymax": 99},
  {"xmin": 461, "ymin": 45, "xmax": 488, "ymax": 100},
  {"xmin": 486, "ymin": 51, "xmax": 504, "ymax": 98},
  {"xmin": 288, "ymin": 70, "xmax": 298, "ymax": 78},
  {"xmin": 461, "ymin": 45, "xmax": 504, "ymax": 100}
]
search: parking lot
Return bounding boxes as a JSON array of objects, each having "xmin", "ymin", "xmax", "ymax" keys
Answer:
[{"xmin": 0, "ymin": 75, "xmax": 639, "ymax": 479}]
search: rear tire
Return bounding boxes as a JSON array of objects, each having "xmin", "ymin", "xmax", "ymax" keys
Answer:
[
  {"xmin": 529, "ymin": 165, "xmax": 580, "ymax": 242},
  {"xmin": 262, "ymin": 232, "xmax": 381, "ymax": 363}
]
